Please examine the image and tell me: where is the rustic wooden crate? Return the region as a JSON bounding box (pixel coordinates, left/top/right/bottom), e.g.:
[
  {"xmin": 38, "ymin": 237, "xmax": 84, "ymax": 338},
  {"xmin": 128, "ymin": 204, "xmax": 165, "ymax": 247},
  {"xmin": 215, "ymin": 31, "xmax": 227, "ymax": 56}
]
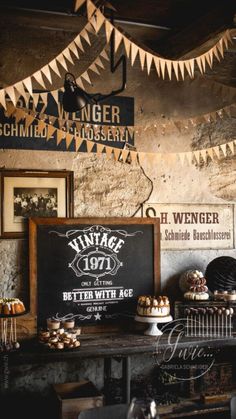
[{"xmin": 52, "ymin": 380, "xmax": 104, "ymax": 419}]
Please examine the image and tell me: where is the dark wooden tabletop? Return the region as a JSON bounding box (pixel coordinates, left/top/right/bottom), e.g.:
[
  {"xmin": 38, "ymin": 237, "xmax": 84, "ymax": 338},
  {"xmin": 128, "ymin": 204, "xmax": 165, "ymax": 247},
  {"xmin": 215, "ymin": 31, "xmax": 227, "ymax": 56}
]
[{"xmin": 4, "ymin": 332, "xmax": 236, "ymax": 365}]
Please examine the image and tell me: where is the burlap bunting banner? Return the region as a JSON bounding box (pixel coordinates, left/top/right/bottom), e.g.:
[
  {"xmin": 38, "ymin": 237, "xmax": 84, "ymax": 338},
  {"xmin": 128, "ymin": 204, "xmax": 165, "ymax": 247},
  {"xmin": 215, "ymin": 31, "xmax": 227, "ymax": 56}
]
[
  {"xmin": 3, "ymin": 103, "xmax": 236, "ymax": 169},
  {"xmin": 86, "ymin": 0, "xmax": 233, "ymax": 81},
  {"xmin": 0, "ymin": 20, "xmax": 98, "ymax": 109}
]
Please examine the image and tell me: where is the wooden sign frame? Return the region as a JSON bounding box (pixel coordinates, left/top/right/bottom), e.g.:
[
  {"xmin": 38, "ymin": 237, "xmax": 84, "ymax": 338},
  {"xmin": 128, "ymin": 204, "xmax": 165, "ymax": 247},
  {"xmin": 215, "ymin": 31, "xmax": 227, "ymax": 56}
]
[
  {"xmin": 19, "ymin": 217, "xmax": 160, "ymax": 337},
  {"xmin": 0, "ymin": 169, "xmax": 74, "ymax": 239}
]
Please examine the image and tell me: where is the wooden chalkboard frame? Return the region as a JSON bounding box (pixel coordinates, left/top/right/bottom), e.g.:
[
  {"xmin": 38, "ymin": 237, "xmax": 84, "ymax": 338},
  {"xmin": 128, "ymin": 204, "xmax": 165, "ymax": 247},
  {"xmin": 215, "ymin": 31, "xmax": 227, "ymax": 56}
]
[{"xmin": 19, "ymin": 217, "xmax": 160, "ymax": 337}]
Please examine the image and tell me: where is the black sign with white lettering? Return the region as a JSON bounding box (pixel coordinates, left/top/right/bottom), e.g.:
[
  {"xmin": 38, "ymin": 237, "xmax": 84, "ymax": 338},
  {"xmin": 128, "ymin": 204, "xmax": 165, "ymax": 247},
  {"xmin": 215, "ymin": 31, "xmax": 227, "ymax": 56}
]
[
  {"xmin": 0, "ymin": 94, "xmax": 134, "ymax": 151},
  {"xmin": 31, "ymin": 218, "xmax": 160, "ymax": 328}
]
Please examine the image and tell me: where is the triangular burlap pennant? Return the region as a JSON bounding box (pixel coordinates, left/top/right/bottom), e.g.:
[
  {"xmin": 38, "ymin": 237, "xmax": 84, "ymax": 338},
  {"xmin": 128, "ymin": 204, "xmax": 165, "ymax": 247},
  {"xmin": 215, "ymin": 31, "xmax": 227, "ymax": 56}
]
[
  {"xmin": 85, "ymin": 21, "xmax": 95, "ymax": 34},
  {"xmin": 76, "ymin": 78, "xmax": 85, "ymax": 90},
  {"xmin": 40, "ymin": 92, "xmax": 48, "ymax": 106},
  {"xmin": 220, "ymin": 143, "xmax": 227, "ymax": 157},
  {"xmin": 213, "ymin": 146, "xmax": 220, "ymax": 159},
  {"xmin": 184, "ymin": 61, "xmax": 193, "ymax": 78},
  {"xmin": 74, "ymin": 35, "xmax": 85, "ymax": 53},
  {"xmin": 131, "ymin": 43, "xmax": 139, "ymax": 66},
  {"xmin": 114, "ymin": 29, "xmax": 123, "ymax": 53},
  {"xmin": 5, "ymin": 102, "xmax": 16, "ymax": 117},
  {"xmin": 206, "ymin": 148, "xmax": 214, "ymax": 161},
  {"xmin": 68, "ymin": 42, "xmax": 79, "ymax": 59},
  {"xmin": 87, "ymin": 0, "xmax": 96, "ymax": 19},
  {"xmin": 24, "ymin": 113, "xmax": 35, "ymax": 129},
  {"xmin": 160, "ymin": 59, "xmax": 166, "ymax": 79},
  {"xmin": 105, "ymin": 145, "xmax": 114, "ymax": 158},
  {"xmin": 178, "ymin": 61, "xmax": 185, "ymax": 80},
  {"xmin": 222, "ymin": 32, "xmax": 230, "ymax": 49},
  {"xmin": 200, "ymin": 54, "xmax": 206, "ymax": 72},
  {"xmin": 172, "ymin": 61, "xmax": 179, "ymax": 81},
  {"xmin": 121, "ymin": 149, "xmax": 130, "ymax": 163},
  {"xmin": 49, "ymin": 116, "xmax": 57, "ymax": 125},
  {"xmin": 105, "ymin": 20, "xmax": 113, "ymax": 43},
  {"xmin": 81, "ymin": 28, "xmax": 91, "ymax": 45},
  {"xmin": 89, "ymin": 62, "xmax": 100, "ymax": 75},
  {"xmin": 196, "ymin": 56, "xmax": 203, "ymax": 74},
  {"xmin": 97, "ymin": 143, "xmax": 105, "ymax": 153},
  {"xmin": 50, "ymin": 90, "xmax": 59, "ymax": 105},
  {"xmin": 81, "ymin": 71, "xmax": 92, "ymax": 84},
  {"xmin": 123, "ymin": 37, "xmax": 131, "ymax": 58},
  {"xmin": 185, "ymin": 151, "xmax": 193, "ymax": 165},
  {"xmin": 74, "ymin": 0, "xmax": 86, "ymax": 12},
  {"xmin": 36, "ymin": 119, "xmax": 46, "ymax": 135},
  {"xmin": 33, "ymin": 71, "xmax": 46, "ymax": 89},
  {"xmin": 139, "ymin": 49, "xmax": 146, "ymax": 70},
  {"xmin": 63, "ymin": 48, "xmax": 74, "ymax": 65},
  {"xmin": 146, "ymin": 53, "xmax": 153, "ymax": 75},
  {"xmin": 205, "ymin": 50, "xmax": 213, "ymax": 69},
  {"xmin": 41, "ymin": 65, "xmax": 52, "ymax": 84},
  {"xmin": 113, "ymin": 147, "xmax": 121, "ymax": 161},
  {"xmin": 14, "ymin": 81, "xmax": 28, "ymax": 101},
  {"xmin": 46, "ymin": 124, "xmax": 56, "ymax": 141},
  {"xmin": 212, "ymin": 45, "xmax": 220, "ymax": 62},
  {"xmin": 193, "ymin": 150, "xmax": 200, "ymax": 165},
  {"xmin": 75, "ymin": 137, "xmax": 84, "ymax": 151},
  {"xmin": 23, "ymin": 77, "xmax": 33, "ymax": 96},
  {"xmin": 225, "ymin": 29, "xmax": 233, "ymax": 44},
  {"xmin": 86, "ymin": 140, "xmax": 95, "ymax": 153},
  {"xmin": 94, "ymin": 9, "xmax": 105, "ymax": 33},
  {"xmin": 48, "ymin": 60, "xmax": 61, "ymax": 77},
  {"xmin": 130, "ymin": 150, "xmax": 138, "ymax": 164},
  {"xmin": 200, "ymin": 149, "xmax": 208, "ymax": 163},
  {"xmin": 14, "ymin": 108, "xmax": 25, "ymax": 123},
  {"xmin": 56, "ymin": 54, "xmax": 68, "ymax": 71},
  {"xmin": 95, "ymin": 56, "xmax": 105, "ymax": 69},
  {"xmin": 166, "ymin": 60, "xmax": 173, "ymax": 80},
  {"xmin": 65, "ymin": 133, "xmax": 74, "ymax": 149},
  {"xmin": 228, "ymin": 141, "xmax": 234, "ymax": 155},
  {"xmin": 217, "ymin": 39, "xmax": 224, "ymax": 58},
  {"xmin": 56, "ymin": 129, "xmax": 65, "ymax": 145},
  {"xmin": 100, "ymin": 49, "xmax": 109, "ymax": 61},
  {"xmin": 154, "ymin": 57, "xmax": 161, "ymax": 77},
  {"xmin": 5, "ymin": 86, "xmax": 17, "ymax": 106}
]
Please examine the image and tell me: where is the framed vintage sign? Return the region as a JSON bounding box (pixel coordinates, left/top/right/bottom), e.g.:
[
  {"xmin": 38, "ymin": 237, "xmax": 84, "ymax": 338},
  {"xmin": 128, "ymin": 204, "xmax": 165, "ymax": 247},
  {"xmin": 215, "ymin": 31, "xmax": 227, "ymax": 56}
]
[
  {"xmin": 23, "ymin": 217, "xmax": 160, "ymax": 335},
  {"xmin": 0, "ymin": 169, "xmax": 74, "ymax": 238}
]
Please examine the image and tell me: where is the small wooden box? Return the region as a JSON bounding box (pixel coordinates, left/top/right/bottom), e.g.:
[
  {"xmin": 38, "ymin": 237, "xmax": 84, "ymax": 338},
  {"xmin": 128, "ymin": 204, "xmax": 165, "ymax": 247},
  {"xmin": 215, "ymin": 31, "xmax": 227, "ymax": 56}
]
[{"xmin": 52, "ymin": 380, "xmax": 104, "ymax": 419}]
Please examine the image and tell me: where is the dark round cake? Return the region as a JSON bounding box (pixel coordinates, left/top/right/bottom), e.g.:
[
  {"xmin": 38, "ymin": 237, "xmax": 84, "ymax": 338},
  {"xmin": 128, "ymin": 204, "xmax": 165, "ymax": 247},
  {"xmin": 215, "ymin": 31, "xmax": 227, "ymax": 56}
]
[{"xmin": 205, "ymin": 256, "xmax": 236, "ymax": 292}]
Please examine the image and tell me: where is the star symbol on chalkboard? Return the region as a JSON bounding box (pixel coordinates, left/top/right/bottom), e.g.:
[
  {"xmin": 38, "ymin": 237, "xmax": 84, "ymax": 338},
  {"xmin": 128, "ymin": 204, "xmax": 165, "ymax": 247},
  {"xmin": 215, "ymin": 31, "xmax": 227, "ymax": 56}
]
[{"xmin": 94, "ymin": 313, "xmax": 102, "ymax": 321}]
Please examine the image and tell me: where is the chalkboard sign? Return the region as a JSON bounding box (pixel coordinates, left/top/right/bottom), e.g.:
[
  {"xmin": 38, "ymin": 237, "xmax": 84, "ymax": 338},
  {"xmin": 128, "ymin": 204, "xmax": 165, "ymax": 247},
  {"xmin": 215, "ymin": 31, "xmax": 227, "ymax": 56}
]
[{"xmin": 26, "ymin": 217, "xmax": 160, "ymax": 334}]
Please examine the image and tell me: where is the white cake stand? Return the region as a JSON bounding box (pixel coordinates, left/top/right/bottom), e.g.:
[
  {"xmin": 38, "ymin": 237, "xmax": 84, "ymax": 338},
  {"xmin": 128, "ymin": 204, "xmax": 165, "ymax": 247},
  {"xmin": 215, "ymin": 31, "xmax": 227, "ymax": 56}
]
[{"xmin": 135, "ymin": 315, "xmax": 173, "ymax": 336}]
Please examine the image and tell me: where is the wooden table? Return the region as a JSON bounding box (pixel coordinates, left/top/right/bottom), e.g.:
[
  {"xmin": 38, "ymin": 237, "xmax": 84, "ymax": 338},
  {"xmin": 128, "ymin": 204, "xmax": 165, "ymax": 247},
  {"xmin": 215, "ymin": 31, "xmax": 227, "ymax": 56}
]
[{"xmin": 3, "ymin": 332, "xmax": 236, "ymax": 405}]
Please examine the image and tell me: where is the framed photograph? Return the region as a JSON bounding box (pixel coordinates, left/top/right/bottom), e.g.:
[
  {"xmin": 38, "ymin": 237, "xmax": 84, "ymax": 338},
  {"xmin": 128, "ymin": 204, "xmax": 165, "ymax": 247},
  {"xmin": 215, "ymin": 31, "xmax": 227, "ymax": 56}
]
[{"xmin": 0, "ymin": 169, "xmax": 74, "ymax": 238}]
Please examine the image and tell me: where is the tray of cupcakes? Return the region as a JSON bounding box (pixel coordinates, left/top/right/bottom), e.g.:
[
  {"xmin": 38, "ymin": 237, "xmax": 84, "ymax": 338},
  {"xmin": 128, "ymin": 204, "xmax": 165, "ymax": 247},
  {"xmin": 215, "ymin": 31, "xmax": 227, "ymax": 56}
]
[{"xmin": 38, "ymin": 317, "xmax": 81, "ymax": 351}]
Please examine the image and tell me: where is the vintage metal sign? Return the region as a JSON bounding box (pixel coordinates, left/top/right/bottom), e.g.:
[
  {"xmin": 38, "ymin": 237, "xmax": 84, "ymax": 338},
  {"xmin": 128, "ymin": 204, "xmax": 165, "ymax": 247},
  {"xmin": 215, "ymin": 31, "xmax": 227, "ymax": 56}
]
[
  {"xmin": 0, "ymin": 94, "xmax": 134, "ymax": 151},
  {"xmin": 143, "ymin": 203, "xmax": 234, "ymax": 250}
]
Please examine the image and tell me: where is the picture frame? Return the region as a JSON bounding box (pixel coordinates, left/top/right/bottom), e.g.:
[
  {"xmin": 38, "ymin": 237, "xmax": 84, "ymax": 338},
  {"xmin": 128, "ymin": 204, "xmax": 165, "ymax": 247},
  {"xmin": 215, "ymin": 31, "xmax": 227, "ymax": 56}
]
[
  {"xmin": 0, "ymin": 169, "xmax": 74, "ymax": 239},
  {"xmin": 22, "ymin": 217, "xmax": 160, "ymax": 337}
]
